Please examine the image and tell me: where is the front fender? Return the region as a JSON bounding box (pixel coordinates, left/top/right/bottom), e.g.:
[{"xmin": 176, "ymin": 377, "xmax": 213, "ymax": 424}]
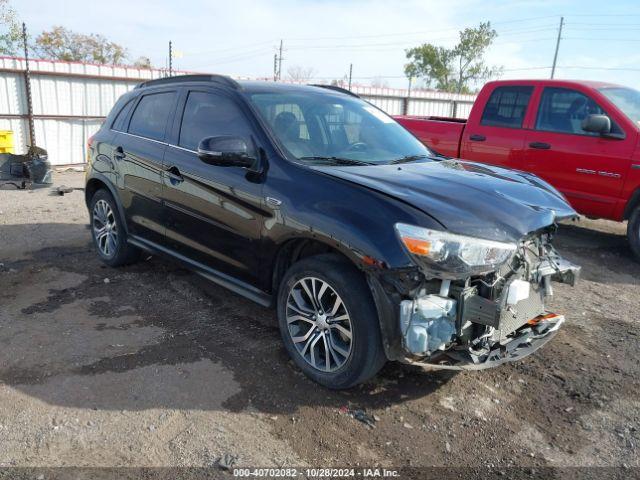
[{"xmin": 261, "ymin": 159, "xmax": 440, "ymax": 272}]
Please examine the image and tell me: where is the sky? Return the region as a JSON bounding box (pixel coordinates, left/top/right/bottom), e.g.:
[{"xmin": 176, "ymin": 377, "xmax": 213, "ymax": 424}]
[{"xmin": 14, "ymin": 0, "xmax": 640, "ymax": 90}]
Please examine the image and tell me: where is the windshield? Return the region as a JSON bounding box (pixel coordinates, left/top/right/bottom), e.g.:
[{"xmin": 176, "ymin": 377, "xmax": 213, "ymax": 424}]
[
  {"xmin": 599, "ymin": 87, "xmax": 640, "ymax": 128},
  {"xmin": 248, "ymin": 91, "xmax": 433, "ymax": 165}
]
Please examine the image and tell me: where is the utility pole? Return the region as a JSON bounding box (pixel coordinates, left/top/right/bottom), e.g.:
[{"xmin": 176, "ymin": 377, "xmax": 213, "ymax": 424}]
[
  {"xmin": 551, "ymin": 16, "xmax": 564, "ymax": 79},
  {"xmin": 277, "ymin": 40, "xmax": 283, "ymax": 80},
  {"xmin": 273, "ymin": 53, "xmax": 278, "ymax": 81},
  {"xmin": 348, "ymin": 63, "xmax": 353, "ymax": 90},
  {"xmin": 169, "ymin": 41, "xmax": 173, "ymax": 76},
  {"xmin": 22, "ymin": 23, "xmax": 35, "ymax": 148},
  {"xmin": 404, "ymin": 77, "xmax": 413, "ymax": 116}
]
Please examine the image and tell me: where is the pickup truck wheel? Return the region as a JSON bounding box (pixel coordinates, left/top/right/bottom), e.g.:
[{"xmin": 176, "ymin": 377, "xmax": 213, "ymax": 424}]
[
  {"xmin": 277, "ymin": 254, "xmax": 386, "ymax": 389},
  {"xmin": 89, "ymin": 189, "xmax": 140, "ymax": 267},
  {"xmin": 627, "ymin": 206, "xmax": 640, "ymax": 261}
]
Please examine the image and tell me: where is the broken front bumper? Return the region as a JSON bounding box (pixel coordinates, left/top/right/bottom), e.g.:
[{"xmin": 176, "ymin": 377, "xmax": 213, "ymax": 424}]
[{"xmin": 404, "ymin": 313, "xmax": 564, "ymax": 371}]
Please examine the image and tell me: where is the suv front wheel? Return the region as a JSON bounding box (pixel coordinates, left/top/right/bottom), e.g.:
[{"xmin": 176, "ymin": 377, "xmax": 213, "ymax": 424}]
[
  {"xmin": 277, "ymin": 254, "xmax": 386, "ymax": 389},
  {"xmin": 90, "ymin": 189, "xmax": 140, "ymax": 267}
]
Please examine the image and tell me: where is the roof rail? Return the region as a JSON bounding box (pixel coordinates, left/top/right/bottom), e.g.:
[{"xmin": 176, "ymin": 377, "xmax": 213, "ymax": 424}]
[
  {"xmin": 136, "ymin": 74, "xmax": 241, "ymax": 90},
  {"xmin": 309, "ymin": 84, "xmax": 360, "ymax": 98}
]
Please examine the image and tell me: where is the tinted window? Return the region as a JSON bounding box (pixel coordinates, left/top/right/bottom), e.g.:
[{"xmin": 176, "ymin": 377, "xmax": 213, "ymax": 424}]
[
  {"xmin": 179, "ymin": 91, "xmax": 254, "ymax": 150},
  {"xmin": 535, "ymin": 88, "xmax": 607, "ymax": 135},
  {"xmin": 111, "ymin": 98, "xmax": 135, "ymax": 131},
  {"xmin": 480, "ymin": 86, "xmax": 533, "ymax": 128},
  {"xmin": 128, "ymin": 92, "xmax": 175, "ymax": 141},
  {"xmin": 250, "ymin": 92, "xmax": 432, "ymax": 163}
]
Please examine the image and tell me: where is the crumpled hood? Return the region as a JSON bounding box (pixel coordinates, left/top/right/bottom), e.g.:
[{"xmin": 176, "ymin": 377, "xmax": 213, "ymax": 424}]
[{"xmin": 314, "ymin": 159, "xmax": 577, "ymax": 243}]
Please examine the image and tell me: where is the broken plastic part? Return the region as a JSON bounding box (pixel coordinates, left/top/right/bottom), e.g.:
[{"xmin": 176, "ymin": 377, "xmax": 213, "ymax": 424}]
[
  {"xmin": 400, "ymin": 294, "xmax": 456, "ymax": 356},
  {"xmin": 506, "ymin": 279, "xmax": 530, "ymax": 305}
]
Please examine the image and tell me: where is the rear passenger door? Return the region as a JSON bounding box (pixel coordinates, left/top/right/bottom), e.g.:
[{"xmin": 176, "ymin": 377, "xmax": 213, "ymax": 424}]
[
  {"xmin": 114, "ymin": 89, "xmax": 177, "ymax": 245},
  {"xmin": 461, "ymin": 85, "xmax": 533, "ymax": 169},
  {"xmin": 161, "ymin": 89, "xmax": 265, "ymax": 286}
]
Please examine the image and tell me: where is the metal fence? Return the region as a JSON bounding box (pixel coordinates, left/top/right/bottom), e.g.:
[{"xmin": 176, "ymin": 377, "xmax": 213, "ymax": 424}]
[{"xmin": 0, "ymin": 56, "xmax": 477, "ymax": 165}]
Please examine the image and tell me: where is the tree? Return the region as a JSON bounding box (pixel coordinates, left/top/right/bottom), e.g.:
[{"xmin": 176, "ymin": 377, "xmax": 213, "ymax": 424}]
[
  {"xmin": 0, "ymin": 0, "xmax": 21, "ymax": 56},
  {"xmin": 133, "ymin": 56, "xmax": 152, "ymax": 69},
  {"xmin": 34, "ymin": 26, "xmax": 128, "ymax": 65},
  {"xmin": 287, "ymin": 65, "xmax": 315, "ymax": 82},
  {"xmin": 404, "ymin": 22, "xmax": 502, "ymax": 94},
  {"xmin": 370, "ymin": 77, "xmax": 389, "ymax": 88}
]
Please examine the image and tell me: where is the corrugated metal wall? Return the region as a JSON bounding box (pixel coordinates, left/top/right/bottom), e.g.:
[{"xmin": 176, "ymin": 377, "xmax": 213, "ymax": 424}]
[
  {"xmin": 0, "ymin": 56, "xmax": 477, "ymax": 165},
  {"xmin": 0, "ymin": 57, "xmax": 162, "ymax": 165}
]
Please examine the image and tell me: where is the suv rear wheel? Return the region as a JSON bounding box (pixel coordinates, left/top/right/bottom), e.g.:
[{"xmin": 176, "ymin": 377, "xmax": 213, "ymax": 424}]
[
  {"xmin": 277, "ymin": 254, "xmax": 386, "ymax": 389},
  {"xmin": 628, "ymin": 206, "xmax": 640, "ymax": 261},
  {"xmin": 90, "ymin": 189, "xmax": 140, "ymax": 267}
]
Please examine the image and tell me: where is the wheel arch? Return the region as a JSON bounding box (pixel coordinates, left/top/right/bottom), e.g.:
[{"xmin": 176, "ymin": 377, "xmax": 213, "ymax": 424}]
[
  {"xmin": 623, "ymin": 187, "xmax": 640, "ymax": 220},
  {"xmin": 85, "ymin": 174, "xmax": 129, "ymax": 235},
  {"xmin": 270, "ymin": 237, "xmax": 355, "ymax": 295},
  {"xmin": 270, "ymin": 236, "xmax": 402, "ymax": 362}
]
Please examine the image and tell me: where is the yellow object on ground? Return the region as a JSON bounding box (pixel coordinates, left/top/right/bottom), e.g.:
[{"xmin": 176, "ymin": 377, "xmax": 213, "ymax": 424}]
[{"xmin": 0, "ymin": 130, "xmax": 14, "ymax": 153}]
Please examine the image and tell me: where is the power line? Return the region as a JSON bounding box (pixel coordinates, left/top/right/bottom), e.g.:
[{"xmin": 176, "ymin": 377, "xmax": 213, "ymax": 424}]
[
  {"xmin": 182, "ymin": 41, "xmax": 277, "ymax": 57},
  {"xmin": 283, "ymin": 15, "xmax": 561, "ymax": 42},
  {"xmin": 563, "ymin": 37, "xmax": 640, "ymax": 42}
]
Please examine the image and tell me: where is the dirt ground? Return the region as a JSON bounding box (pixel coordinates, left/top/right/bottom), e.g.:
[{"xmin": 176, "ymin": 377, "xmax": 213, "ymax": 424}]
[{"xmin": 0, "ymin": 171, "xmax": 638, "ymax": 476}]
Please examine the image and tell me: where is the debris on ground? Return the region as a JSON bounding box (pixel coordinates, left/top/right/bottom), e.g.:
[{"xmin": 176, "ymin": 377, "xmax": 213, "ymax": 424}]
[
  {"xmin": 339, "ymin": 406, "xmax": 377, "ymax": 428},
  {"xmin": 218, "ymin": 453, "xmax": 238, "ymax": 470},
  {"xmin": 54, "ymin": 185, "xmax": 75, "ymax": 195}
]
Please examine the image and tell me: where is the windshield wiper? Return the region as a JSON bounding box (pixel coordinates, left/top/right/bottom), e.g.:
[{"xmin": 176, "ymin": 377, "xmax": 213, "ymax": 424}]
[
  {"xmin": 298, "ymin": 156, "xmax": 374, "ymax": 166},
  {"xmin": 389, "ymin": 154, "xmax": 430, "ymax": 164}
]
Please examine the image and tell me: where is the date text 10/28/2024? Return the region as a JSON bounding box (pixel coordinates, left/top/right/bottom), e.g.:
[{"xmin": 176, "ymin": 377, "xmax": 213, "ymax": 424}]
[{"xmin": 233, "ymin": 468, "xmax": 400, "ymax": 478}]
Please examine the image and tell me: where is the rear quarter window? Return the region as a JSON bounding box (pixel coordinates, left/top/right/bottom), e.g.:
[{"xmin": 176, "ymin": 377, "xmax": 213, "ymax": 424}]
[
  {"xmin": 480, "ymin": 86, "xmax": 533, "ymax": 128},
  {"xmin": 128, "ymin": 91, "xmax": 176, "ymax": 141},
  {"xmin": 111, "ymin": 98, "xmax": 135, "ymax": 132}
]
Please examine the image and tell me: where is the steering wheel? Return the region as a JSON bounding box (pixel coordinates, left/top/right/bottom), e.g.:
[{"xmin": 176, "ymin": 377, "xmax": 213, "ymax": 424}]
[{"xmin": 345, "ymin": 142, "xmax": 368, "ymax": 152}]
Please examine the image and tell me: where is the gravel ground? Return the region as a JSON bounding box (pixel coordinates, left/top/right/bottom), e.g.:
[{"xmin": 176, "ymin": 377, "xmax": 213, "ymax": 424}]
[{"xmin": 0, "ymin": 172, "xmax": 638, "ymax": 477}]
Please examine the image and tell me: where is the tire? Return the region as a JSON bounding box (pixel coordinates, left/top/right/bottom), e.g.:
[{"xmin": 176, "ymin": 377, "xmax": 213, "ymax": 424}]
[
  {"xmin": 627, "ymin": 206, "xmax": 640, "ymax": 261},
  {"xmin": 277, "ymin": 254, "xmax": 386, "ymax": 389},
  {"xmin": 89, "ymin": 189, "xmax": 140, "ymax": 267}
]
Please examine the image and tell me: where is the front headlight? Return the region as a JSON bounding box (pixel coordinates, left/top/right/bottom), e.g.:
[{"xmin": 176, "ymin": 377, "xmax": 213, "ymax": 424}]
[{"xmin": 395, "ymin": 223, "xmax": 516, "ymax": 278}]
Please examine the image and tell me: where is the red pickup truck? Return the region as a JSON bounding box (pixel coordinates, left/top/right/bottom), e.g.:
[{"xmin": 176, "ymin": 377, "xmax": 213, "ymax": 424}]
[{"xmin": 395, "ymin": 79, "xmax": 640, "ymax": 259}]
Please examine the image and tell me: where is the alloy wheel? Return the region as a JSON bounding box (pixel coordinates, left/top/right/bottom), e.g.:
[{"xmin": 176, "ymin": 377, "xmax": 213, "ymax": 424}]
[
  {"xmin": 92, "ymin": 199, "xmax": 118, "ymax": 257},
  {"xmin": 286, "ymin": 276, "xmax": 353, "ymax": 372}
]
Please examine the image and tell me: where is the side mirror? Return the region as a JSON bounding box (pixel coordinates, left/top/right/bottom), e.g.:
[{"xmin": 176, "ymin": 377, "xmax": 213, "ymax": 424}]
[
  {"xmin": 581, "ymin": 114, "xmax": 611, "ymax": 135},
  {"xmin": 197, "ymin": 136, "xmax": 256, "ymax": 168}
]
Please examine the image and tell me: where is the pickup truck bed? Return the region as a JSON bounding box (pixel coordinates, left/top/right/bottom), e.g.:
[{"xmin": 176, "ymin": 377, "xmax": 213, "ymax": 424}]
[{"xmin": 394, "ymin": 116, "xmax": 466, "ymax": 158}]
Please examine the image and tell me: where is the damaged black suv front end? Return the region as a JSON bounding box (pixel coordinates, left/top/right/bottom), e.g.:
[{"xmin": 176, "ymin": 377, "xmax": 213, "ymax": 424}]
[{"xmin": 394, "ymin": 223, "xmax": 580, "ymax": 370}]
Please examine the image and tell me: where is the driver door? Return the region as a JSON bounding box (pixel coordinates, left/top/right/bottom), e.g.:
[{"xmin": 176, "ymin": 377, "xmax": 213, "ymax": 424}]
[
  {"xmin": 161, "ymin": 89, "xmax": 265, "ymax": 285},
  {"xmin": 524, "ymin": 86, "xmax": 633, "ymax": 218}
]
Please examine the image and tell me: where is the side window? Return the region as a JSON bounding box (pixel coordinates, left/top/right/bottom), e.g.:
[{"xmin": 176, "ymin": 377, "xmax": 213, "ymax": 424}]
[
  {"xmin": 179, "ymin": 91, "xmax": 254, "ymax": 150},
  {"xmin": 128, "ymin": 91, "xmax": 176, "ymax": 141},
  {"xmin": 111, "ymin": 98, "xmax": 135, "ymax": 132},
  {"xmin": 535, "ymin": 87, "xmax": 607, "ymax": 136},
  {"xmin": 480, "ymin": 86, "xmax": 533, "ymax": 128}
]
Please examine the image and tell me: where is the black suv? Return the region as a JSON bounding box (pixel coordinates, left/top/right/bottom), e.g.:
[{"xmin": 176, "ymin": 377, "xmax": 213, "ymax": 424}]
[{"xmin": 85, "ymin": 74, "xmax": 580, "ymax": 389}]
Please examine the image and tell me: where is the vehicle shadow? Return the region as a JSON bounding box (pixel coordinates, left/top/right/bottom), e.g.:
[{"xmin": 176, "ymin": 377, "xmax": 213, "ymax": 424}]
[
  {"xmin": 0, "ymin": 222, "xmax": 455, "ymax": 416},
  {"xmin": 554, "ymin": 220, "xmax": 638, "ymax": 281}
]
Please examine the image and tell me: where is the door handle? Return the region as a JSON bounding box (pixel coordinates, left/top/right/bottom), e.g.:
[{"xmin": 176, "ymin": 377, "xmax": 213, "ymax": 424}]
[
  {"xmin": 529, "ymin": 142, "xmax": 551, "ymax": 150},
  {"xmin": 113, "ymin": 146, "xmax": 125, "ymax": 160},
  {"xmin": 165, "ymin": 165, "xmax": 184, "ymax": 183},
  {"xmin": 469, "ymin": 134, "xmax": 486, "ymax": 142}
]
